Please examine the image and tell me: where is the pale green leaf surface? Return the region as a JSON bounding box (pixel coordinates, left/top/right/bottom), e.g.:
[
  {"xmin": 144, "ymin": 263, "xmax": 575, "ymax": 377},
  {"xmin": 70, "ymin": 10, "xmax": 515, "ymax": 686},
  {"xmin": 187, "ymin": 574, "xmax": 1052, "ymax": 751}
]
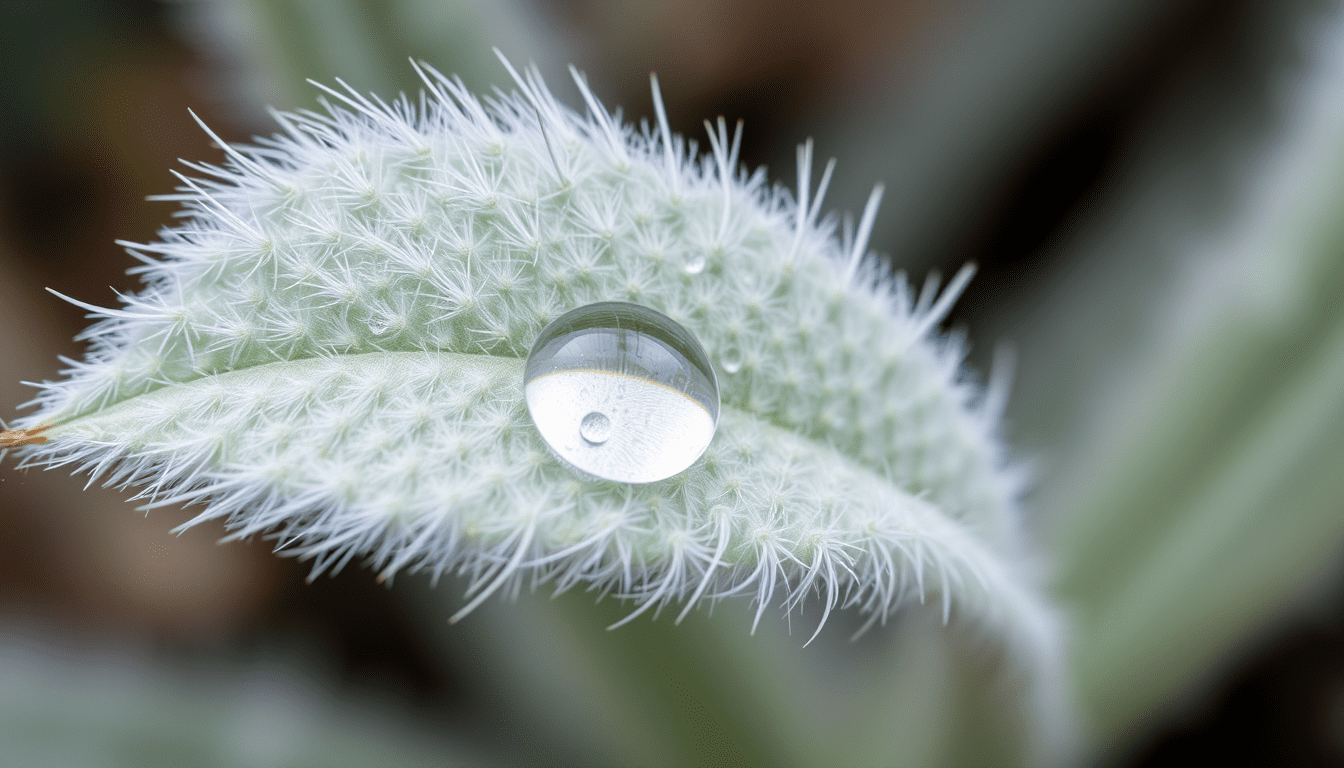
[{"xmin": 4, "ymin": 61, "xmax": 1070, "ymax": 763}]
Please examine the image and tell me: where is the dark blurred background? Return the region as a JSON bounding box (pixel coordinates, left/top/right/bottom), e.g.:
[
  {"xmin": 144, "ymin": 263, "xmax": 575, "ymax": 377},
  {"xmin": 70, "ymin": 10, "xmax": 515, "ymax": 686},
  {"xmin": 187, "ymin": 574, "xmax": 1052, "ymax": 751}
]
[{"xmin": 2, "ymin": 0, "xmax": 1342, "ymax": 765}]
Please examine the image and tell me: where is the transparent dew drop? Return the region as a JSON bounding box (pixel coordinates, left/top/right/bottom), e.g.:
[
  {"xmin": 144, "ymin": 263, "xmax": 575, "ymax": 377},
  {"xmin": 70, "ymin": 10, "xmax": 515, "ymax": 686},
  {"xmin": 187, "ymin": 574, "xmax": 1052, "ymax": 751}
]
[
  {"xmin": 683, "ymin": 254, "xmax": 706, "ymax": 275},
  {"xmin": 720, "ymin": 343, "xmax": 744, "ymax": 374},
  {"xmin": 524, "ymin": 302, "xmax": 720, "ymax": 484}
]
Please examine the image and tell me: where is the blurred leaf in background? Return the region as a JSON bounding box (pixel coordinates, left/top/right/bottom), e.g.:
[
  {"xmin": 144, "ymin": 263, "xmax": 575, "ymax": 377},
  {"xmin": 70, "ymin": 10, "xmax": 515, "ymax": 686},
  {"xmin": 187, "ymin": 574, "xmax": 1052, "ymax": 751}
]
[
  {"xmin": 167, "ymin": 0, "xmax": 570, "ymax": 122},
  {"xmin": 0, "ymin": 628, "xmax": 497, "ymax": 768},
  {"xmin": 1015, "ymin": 1, "xmax": 1344, "ymax": 756}
]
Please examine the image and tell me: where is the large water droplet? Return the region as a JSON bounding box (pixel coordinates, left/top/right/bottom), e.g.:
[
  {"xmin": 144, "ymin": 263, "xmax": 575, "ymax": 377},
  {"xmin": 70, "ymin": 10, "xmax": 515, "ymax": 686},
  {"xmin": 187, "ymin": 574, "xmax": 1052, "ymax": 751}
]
[
  {"xmin": 683, "ymin": 254, "xmax": 706, "ymax": 275},
  {"xmin": 524, "ymin": 302, "xmax": 720, "ymax": 484}
]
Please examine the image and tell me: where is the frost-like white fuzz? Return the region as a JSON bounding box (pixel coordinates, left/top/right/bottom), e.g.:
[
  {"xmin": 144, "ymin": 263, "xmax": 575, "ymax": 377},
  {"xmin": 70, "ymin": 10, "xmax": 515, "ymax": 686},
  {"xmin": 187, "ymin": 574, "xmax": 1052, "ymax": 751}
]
[{"xmin": 4, "ymin": 56, "xmax": 1062, "ymax": 708}]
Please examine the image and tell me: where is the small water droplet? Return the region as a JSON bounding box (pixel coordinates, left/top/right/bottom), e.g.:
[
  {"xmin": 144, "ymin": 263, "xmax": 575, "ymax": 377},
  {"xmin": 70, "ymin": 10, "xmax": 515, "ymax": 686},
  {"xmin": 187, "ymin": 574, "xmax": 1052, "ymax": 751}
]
[
  {"xmin": 580, "ymin": 411, "xmax": 611, "ymax": 444},
  {"xmin": 720, "ymin": 344, "xmax": 743, "ymax": 374},
  {"xmin": 524, "ymin": 302, "xmax": 719, "ymax": 483},
  {"xmin": 683, "ymin": 254, "xmax": 706, "ymax": 275}
]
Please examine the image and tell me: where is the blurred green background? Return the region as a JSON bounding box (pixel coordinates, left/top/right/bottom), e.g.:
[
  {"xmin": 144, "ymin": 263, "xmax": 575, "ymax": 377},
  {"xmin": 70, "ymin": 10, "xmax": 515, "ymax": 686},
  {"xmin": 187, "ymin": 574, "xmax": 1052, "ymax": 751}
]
[{"xmin": 2, "ymin": 0, "xmax": 1343, "ymax": 765}]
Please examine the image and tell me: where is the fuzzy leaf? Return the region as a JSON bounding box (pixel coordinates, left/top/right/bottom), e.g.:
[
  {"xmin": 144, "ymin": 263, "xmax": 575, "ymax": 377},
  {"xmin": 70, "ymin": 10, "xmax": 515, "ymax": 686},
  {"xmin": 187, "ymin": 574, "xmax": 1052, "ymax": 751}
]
[{"xmin": 2, "ymin": 58, "xmax": 1069, "ymax": 759}]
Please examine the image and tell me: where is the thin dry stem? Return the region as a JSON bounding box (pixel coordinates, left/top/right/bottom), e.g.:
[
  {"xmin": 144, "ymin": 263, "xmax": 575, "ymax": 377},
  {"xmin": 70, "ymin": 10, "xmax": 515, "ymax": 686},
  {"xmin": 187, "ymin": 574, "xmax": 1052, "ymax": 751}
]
[{"xmin": 0, "ymin": 423, "xmax": 51, "ymax": 448}]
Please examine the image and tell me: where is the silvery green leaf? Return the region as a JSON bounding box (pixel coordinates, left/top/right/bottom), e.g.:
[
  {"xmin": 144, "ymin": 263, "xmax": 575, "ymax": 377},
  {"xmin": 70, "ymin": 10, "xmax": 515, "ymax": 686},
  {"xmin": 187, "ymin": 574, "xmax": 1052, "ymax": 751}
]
[{"xmin": 2, "ymin": 58, "xmax": 1071, "ymax": 761}]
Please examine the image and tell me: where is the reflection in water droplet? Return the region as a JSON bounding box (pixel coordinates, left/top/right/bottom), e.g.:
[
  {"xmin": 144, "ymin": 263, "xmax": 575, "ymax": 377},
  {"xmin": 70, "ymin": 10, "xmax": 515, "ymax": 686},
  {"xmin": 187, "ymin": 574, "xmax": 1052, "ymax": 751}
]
[
  {"xmin": 720, "ymin": 344, "xmax": 743, "ymax": 374},
  {"xmin": 683, "ymin": 254, "xmax": 706, "ymax": 275},
  {"xmin": 524, "ymin": 302, "xmax": 720, "ymax": 483}
]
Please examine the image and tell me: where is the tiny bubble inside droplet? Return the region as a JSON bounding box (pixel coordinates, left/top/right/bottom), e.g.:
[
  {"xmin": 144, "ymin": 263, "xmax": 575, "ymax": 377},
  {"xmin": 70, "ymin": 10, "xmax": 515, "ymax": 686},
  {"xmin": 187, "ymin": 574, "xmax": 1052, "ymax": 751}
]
[{"xmin": 580, "ymin": 411, "xmax": 611, "ymax": 444}]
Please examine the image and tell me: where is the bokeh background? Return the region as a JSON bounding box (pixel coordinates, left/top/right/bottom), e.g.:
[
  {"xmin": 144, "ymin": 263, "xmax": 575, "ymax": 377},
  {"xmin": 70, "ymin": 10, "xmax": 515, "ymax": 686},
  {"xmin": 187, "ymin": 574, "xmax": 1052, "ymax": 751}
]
[{"xmin": 2, "ymin": 0, "xmax": 1344, "ymax": 765}]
